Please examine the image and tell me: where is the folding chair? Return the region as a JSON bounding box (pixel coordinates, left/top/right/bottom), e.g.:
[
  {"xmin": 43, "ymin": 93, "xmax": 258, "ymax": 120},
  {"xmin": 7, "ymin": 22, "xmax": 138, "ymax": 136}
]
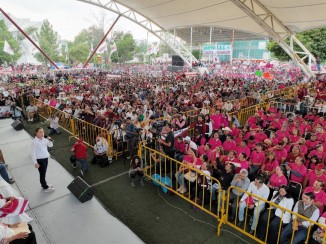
[{"xmin": 288, "ymin": 181, "xmax": 302, "ymax": 202}]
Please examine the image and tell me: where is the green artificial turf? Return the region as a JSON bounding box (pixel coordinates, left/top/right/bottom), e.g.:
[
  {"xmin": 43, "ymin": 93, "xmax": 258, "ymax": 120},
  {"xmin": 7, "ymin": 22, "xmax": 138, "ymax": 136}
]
[{"xmin": 23, "ymin": 120, "xmax": 256, "ymax": 244}]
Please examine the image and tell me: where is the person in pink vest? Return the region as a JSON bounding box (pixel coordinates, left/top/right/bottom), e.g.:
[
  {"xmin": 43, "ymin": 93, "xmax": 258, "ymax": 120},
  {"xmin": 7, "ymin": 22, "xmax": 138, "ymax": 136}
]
[{"xmin": 286, "ymin": 156, "xmax": 307, "ymax": 184}]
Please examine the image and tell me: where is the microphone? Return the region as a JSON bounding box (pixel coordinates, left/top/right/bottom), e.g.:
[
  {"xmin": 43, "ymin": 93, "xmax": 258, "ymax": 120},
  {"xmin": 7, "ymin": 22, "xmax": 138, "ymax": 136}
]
[{"xmin": 44, "ymin": 135, "xmax": 53, "ymax": 142}]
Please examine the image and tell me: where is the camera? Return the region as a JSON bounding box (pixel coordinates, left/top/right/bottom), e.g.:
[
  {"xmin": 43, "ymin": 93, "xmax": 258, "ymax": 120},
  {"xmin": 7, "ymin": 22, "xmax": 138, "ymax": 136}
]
[{"xmin": 114, "ymin": 119, "xmax": 122, "ymax": 127}]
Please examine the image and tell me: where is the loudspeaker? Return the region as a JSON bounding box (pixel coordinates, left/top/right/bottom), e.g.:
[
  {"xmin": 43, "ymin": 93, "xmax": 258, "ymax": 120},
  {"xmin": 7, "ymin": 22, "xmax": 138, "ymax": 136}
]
[
  {"xmin": 172, "ymin": 55, "xmax": 184, "ymax": 67},
  {"xmin": 11, "ymin": 120, "xmax": 24, "ymax": 131},
  {"xmin": 67, "ymin": 176, "xmax": 94, "ymax": 203}
]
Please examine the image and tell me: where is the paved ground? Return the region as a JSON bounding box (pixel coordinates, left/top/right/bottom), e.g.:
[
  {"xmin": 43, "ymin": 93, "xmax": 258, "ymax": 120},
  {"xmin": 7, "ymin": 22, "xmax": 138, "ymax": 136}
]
[{"xmin": 23, "ymin": 119, "xmax": 256, "ymax": 244}]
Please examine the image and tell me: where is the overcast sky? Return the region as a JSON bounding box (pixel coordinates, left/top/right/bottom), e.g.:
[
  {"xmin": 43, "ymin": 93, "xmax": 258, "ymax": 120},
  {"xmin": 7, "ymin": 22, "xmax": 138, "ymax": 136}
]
[{"xmin": 1, "ymin": 0, "xmax": 157, "ymax": 42}]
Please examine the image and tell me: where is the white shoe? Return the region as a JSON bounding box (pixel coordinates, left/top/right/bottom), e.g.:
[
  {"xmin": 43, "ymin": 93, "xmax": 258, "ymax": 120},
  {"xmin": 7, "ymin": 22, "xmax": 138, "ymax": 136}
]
[{"xmin": 43, "ymin": 187, "xmax": 55, "ymax": 192}]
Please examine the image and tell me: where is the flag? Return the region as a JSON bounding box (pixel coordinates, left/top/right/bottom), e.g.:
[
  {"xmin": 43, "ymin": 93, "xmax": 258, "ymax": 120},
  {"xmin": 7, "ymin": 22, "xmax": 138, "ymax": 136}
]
[
  {"xmin": 65, "ymin": 43, "xmax": 69, "ymax": 62},
  {"xmin": 146, "ymin": 42, "xmax": 159, "ymax": 55},
  {"xmin": 110, "ymin": 42, "xmax": 117, "ymax": 54},
  {"xmin": 3, "ymin": 40, "xmax": 14, "ymax": 55},
  {"xmin": 96, "ymin": 41, "xmax": 107, "ymax": 54}
]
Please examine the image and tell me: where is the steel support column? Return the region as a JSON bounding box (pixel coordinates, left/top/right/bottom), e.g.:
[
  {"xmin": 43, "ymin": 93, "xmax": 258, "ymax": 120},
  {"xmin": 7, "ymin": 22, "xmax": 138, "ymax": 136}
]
[
  {"xmin": 0, "ymin": 8, "xmax": 59, "ymax": 69},
  {"xmin": 83, "ymin": 15, "xmax": 120, "ymax": 68},
  {"xmin": 77, "ymin": 0, "xmax": 197, "ymax": 66},
  {"xmin": 230, "ymin": 0, "xmax": 315, "ymax": 77}
]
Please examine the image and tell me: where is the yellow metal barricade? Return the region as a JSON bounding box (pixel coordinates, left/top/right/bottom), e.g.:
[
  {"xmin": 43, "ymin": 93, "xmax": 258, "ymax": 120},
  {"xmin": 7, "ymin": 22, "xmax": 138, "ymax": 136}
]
[
  {"xmin": 223, "ymin": 186, "xmax": 326, "ymax": 244},
  {"xmin": 140, "ymin": 144, "xmax": 224, "ymax": 221}
]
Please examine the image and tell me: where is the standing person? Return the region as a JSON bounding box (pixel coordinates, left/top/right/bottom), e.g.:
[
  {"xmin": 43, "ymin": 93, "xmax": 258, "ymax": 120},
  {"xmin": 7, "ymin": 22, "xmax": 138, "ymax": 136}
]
[
  {"xmin": 158, "ymin": 123, "xmax": 175, "ymax": 173},
  {"xmin": 70, "ymin": 138, "xmax": 89, "ymax": 177},
  {"xmin": 124, "ymin": 117, "xmax": 138, "ymax": 159},
  {"xmin": 31, "ymin": 128, "xmax": 55, "ymax": 192}
]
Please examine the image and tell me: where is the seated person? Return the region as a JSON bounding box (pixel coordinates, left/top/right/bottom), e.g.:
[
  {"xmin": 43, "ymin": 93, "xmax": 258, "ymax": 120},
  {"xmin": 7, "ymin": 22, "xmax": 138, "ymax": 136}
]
[
  {"xmin": 310, "ymin": 212, "xmax": 326, "ymax": 244},
  {"xmin": 174, "ymin": 136, "xmax": 186, "ymax": 162},
  {"xmin": 267, "ymin": 165, "xmax": 288, "ymax": 197},
  {"xmin": 285, "ymin": 156, "xmax": 307, "ymax": 184},
  {"xmin": 280, "ymin": 192, "xmax": 319, "ymax": 244},
  {"xmin": 175, "ymin": 148, "xmax": 200, "ymax": 194},
  {"xmin": 303, "ymin": 163, "xmax": 326, "ymax": 189},
  {"xmin": 0, "ymin": 222, "xmax": 37, "ymax": 244},
  {"xmin": 228, "ymin": 169, "xmax": 250, "ymax": 222},
  {"xmin": 303, "ymin": 179, "xmax": 326, "ymax": 215},
  {"xmin": 237, "ymin": 175, "xmax": 270, "ymax": 235},
  {"xmin": 25, "ymin": 103, "xmax": 37, "ymax": 122},
  {"xmin": 129, "ymin": 156, "xmax": 144, "ymax": 187},
  {"xmin": 256, "ymin": 185, "xmax": 294, "ymax": 243},
  {"xmin": 91, "ymin": 136, "xmax": 108, "ymax": 167},
  {"xmin": 260, "ymin": 152, "xmax": 279, "ymax": 179}
]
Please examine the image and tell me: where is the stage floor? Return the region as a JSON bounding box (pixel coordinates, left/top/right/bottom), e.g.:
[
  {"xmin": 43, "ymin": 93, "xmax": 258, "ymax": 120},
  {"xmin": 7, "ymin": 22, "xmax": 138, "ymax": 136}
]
[{"xmin": 0, "ymin": 118, "xmax": 143, "ymax": 244}]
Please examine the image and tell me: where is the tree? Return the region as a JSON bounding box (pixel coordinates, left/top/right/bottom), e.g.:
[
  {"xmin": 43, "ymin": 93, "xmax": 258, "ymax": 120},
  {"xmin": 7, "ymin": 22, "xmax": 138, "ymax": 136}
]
[
  {"xmin": 267, "ymin": 27, "xmax": 326, "ymax": 62},
  {"xmin": 134, "ymin": 40, "xmax": 147, "ymax": 62},
  {"xmin": 0, "ymin": 20, "xmax": 21, "ymax": 64},
  {"xmin": 192, "ymin": 49, "xmax": 202, "ymax": 60},
  {"xmin": 111, "ymin": 32, "xmax": 136, "ymax": 63},
  {"xmin": 35, "ymin": 19, "xmax": 60, "ymax": 64}
]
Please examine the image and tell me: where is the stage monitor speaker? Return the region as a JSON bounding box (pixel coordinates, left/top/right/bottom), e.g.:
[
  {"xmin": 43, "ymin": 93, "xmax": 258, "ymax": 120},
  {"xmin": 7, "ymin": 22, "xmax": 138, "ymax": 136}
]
[
  {"xmin": 172, "ymin": 55, "xmax": 184, "ymax": 67},
  {"xmin": 67, "ymin": 176, "xmax": 94, "ymax": 203},
  {"xmin": 11, "ymin": 120, "xmax": 24, "ymax": 131}
]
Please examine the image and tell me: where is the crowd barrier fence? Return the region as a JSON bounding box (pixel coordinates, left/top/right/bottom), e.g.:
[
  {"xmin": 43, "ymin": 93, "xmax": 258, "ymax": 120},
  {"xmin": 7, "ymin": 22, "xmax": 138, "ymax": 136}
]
[
  {"xmin": 222, "ymin": 186, "xmax": 326, "ymax": 243},
  {"xmin": 139, "ymin": 144, "xmax": 224, "ymax": 222}
]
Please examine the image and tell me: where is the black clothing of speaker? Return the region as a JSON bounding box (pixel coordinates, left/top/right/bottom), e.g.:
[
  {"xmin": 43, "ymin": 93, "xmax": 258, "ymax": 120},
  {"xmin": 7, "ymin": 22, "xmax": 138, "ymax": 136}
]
[
  {"xmin": 11, "ymin": 120, "xmax": 24, "ymax": 131},
  {"xmin": 172, "ymin": 55, "xmax": 184, "ymax": 66},
  {"xmin": 67, "ymin": 177, "xmax": 94, "ymax": 203}
]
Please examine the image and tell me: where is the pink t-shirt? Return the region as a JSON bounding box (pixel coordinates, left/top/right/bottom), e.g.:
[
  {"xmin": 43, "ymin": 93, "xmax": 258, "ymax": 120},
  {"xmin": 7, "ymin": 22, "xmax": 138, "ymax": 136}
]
[
  {"xmin": 207, "ymin": 138, "xmax": 222, "ymax": 150},
  {"xmin": 263, "ymin": 160, "xmax": 279, "ymax": 172},
  {"xmin": 305, "ymin": 171, "xmax": 326, "ymax": 187},
  {"xmin": 269, "ymin": 174, "xmax": 288, "ymax": 188},
  {"xmin": 273, "ymin": 148, "xmax": 288, "ymax": 163},
  {"xmin": 288, "ymin": 163, "xmax": 307, "ymax": 183},
  {"xmin": 236, "ymin": 146, "xmax": 251, "ymax": 158},
  {"xmin": 250, "ymin": 151, "xmax": 266, "ymax": 166},
  {"xmin": 276, "ymin": 130, "xmax": 289, "ymax": 141},
  {"xmin": 303, "ymin": 186, "xmax": 326, "ymax": 215},
  {"xmin": 222, "ymin": 140, "xmax": 237, "ymax": 152},
  {"xmin": 210, "ymin": 114, "xmax": 222, "ymax": 130}
]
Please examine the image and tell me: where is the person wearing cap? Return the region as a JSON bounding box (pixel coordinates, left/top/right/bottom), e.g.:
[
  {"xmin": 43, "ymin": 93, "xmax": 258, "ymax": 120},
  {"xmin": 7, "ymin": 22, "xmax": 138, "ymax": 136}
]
[
  {"xmin": 220, "ymin": 127, "xmax": 232, "ymax": 143},
  {"xmin": 303, "ymin": 163, "xmax": 326, "ymax": 189},
  {"xmin": 303, "ymin": 179, "xmax": 326, "ymax": 215}
]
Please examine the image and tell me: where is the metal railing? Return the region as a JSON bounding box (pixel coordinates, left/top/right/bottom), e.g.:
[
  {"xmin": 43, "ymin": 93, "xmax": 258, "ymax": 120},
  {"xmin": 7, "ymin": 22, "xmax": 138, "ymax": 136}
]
[
  {"xmin": 139, "ymin": 144, "xmax": 224, "ymax": 221},
  {"xmin": 221, "ymin": 186, "xmax": 326, "ymax": 243}
]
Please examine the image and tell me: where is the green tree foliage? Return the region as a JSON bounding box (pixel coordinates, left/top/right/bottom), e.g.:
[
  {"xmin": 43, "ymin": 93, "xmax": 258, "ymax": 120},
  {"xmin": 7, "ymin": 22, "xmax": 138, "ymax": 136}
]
[
  {"xmin": 192, "ymin": 49, "xmax": 202, "ymax": 60},
  {"xmin": 110, "ymin": 32, "xmax": 136, "ymax": 63},
  {"xmin": 35, "ymin": 19, "xmax": 60, "ymax": 64},
  {"xmin": 267, "ymin": 28, "xmax": 326, "ymax": 62},
  {"xmin": 0, "ymin": 20, "xmax": 21, "ymax": 64}
]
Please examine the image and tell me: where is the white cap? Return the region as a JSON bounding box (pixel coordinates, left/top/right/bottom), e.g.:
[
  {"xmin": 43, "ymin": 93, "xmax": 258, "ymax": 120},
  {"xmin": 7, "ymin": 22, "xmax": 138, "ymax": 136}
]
[
  {"xmin": 183, "ymin": 136, "xmax": 191, "ymax": 141},
  {"xmin": 222, "ymin": 127, "xmax": 232, "ymax": 132}
]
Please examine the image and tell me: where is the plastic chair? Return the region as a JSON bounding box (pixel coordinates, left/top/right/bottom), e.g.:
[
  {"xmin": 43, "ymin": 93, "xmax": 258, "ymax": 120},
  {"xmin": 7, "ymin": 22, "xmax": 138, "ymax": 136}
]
[{"xmin": 288, "ymin": 181, "xmax": 302, "ymax": 202}]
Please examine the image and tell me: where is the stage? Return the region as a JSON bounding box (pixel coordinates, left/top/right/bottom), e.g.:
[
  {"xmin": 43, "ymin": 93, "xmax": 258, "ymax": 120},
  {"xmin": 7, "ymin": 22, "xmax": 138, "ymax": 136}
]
[{"xmin": 0, "ymin": 118, "xmax": 143, "ymax": 244}]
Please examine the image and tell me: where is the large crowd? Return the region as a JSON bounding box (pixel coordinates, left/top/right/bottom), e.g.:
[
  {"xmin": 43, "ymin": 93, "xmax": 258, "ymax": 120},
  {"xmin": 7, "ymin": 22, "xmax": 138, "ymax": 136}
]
[{"xmin": 0, "ymin": 60, "xmax": 326, "ymax": 243}]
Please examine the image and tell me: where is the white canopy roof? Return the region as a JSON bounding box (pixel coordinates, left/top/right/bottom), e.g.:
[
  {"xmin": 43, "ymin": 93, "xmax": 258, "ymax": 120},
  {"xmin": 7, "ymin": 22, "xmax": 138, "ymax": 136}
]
[{"xmin": 117, "ymin": 0, "xmax": 326, "ymax": 36}]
